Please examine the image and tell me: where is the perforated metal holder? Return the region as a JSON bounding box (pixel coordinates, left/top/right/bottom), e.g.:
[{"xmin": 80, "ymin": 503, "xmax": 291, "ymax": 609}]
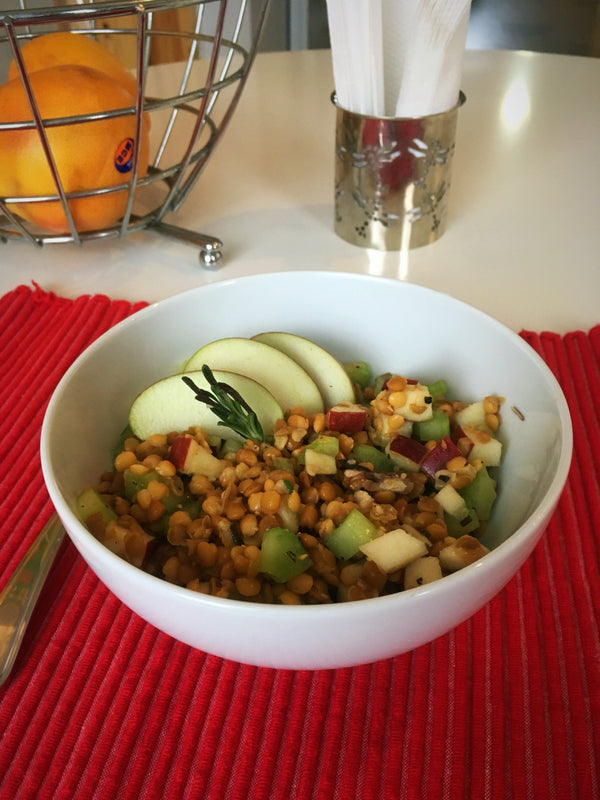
[{"xmin": 0, "ymin": 0, "xmax": 269, "ymax": 266}]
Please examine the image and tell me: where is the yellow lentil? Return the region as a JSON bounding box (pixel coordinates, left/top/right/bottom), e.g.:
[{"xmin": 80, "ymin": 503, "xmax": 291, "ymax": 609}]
[{"xmin": 114, "ymin": 450, "xmax": 137, "ymax": 472}]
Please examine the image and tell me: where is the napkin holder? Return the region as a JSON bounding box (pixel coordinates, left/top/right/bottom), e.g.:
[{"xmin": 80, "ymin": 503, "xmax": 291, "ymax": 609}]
[{"xmin": 333, "ymin": 91, "xmax": 465, "ymax": 250}]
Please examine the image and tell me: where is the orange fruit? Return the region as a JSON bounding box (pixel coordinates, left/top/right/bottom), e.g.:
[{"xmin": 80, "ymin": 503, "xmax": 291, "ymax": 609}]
[
  {"xmin": 8, "ymin": 31, "xmax": 137, "ymax": 95},
  {"xmin": 0, "ymin": 64, "xmax": 150, "ymax": 234}
]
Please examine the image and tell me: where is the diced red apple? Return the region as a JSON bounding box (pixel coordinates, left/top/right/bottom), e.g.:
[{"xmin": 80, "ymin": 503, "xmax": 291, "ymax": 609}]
[
  {"xmin": 388, "ymin": 434, "xmax": 428, "ymax": 472},
  {"xmin": 451, "ymin": 424, "xmax": 474, "ymax": 458},
  {"xmin": 170, "ymin": 435, "xmax": 224, "ymax": 480},
  {"xmin": 462, "ymin": 425, "xmax": 502, "ymax": 467},
  {"xmin": 420, "ymin": 436, "xmax": 463, "ymax": 480},
  {"xmin": 327, "ymin": 403, "xmax": 367, "ymax": 433}
]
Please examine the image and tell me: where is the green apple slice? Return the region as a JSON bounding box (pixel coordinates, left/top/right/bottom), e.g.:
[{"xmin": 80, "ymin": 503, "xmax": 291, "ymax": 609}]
[
  {"xmin": 129, "ymin": 369, "xmax": 283, "ymax": 442},
  {"xmin": 184, "ymin": 337, "xmax": 324, "ymax": 415},
  {"xmin": 252, "ymin": 331, "xmax": 355, "ymax": 408}
]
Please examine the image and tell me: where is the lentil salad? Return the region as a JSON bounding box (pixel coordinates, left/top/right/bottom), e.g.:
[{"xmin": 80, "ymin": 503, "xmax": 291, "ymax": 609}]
[{"xmin": 78, "ymin": 367, "xmax": 503, "ymax": 605}]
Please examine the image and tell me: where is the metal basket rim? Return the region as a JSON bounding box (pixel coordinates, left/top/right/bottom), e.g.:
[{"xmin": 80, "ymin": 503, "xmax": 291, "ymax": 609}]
[
  {"xmin": 0, "ymin": 32, "xmax": 248, "ymax": 132},
  {"xmin": 0, "ymin": 0, "xmax": 225, "ymax": 28}
]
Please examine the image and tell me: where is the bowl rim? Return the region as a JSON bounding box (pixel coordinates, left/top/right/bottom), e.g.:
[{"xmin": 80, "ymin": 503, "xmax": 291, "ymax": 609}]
[{"xmin": 40, "ymin": 271, "xmax": 574, "ymax": 619}]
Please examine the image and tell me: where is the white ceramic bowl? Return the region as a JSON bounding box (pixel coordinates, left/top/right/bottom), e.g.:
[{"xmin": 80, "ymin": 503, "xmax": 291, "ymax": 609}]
[{"xmin": 41, "ymin": 272, "xmax": 572, "ymax": 669}]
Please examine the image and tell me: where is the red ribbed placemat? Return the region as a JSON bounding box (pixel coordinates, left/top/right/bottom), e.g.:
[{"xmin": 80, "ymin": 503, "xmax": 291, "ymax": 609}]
[{"xmin": 0, "ymin": 284, "xmax": 599, "ymax": 800}]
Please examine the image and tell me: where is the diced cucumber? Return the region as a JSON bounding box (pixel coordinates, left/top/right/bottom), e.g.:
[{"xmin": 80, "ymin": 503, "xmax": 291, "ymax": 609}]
[
  {"xmin": 413, "ymin": 407, "xmax": 451, "ymax": 442},
  {"xmin": 437, "ymin": 482, "xmax": 482, "ymax": 535},
  {"xmin": 435, "ymin": 483, "xmax": 470, "ymax": 519},
  {"xmin": 111, "ymin": 425, "xmax": 134, "ymax": 462},
  {"xmin": 77, "ymin": 487, "xmax": 117, "ymax": 527},
  {"xmin": 427, "ymin": 380, "xmax": 448, "ymax": 401},
  {"xmin": 272, "ymin": 456, "xmax": 295, "ymax": 472},
  {"xmin": 171, "ymin": 497, "xmax": 200, "ymax": 518},
  {"xmin": 326, "ymin": 509, "xmax": 377, "ymax": 559},
  {"xmin": 303, "ymin": 435, "xmax": 339, "ymax": 476},
  {"xmin": 372, "ymin": 372, "xmax": 392, "ymax": 396},
  {"xmin": 352, "ymin": 443, "xmax": 396, "ymax": 472},
  {"xmin": 219, "ymin": 438, "xmax": 241, "ymax": 456},
  {"xmin": 444, "ymin": 509, "xmax": 480, "ymax": 536},
  {"xmin": 459, "ymin": 465, "xmax": 497, "ymax": 521},
  {"xmin": 123, "ymin": 468, "xmax": 165, "ymax": 500},
  {"xmin": 298, "ymin": 436, "xmax": 339, "ymax": 467},
  {"xmin": 123, "ymin": 468, "xmax": 193, "ymax": 531},
  {"xmin": 305, "ymin": 450, "xmax": 337, "ymax": 476},
  {"xmin": 306, "ymin": 435, "xmax": 339, "ymax": 456},
  {"xmin": 149, "ymin": 498, "xmax": 201, "ymax": 535},
  {"xmin": 258, "ymin": 527, "xmax": 312, "ymax": 583},
  {"xmin": 344, "ymin": 361, "xmax": 371, "ymax": 389}
]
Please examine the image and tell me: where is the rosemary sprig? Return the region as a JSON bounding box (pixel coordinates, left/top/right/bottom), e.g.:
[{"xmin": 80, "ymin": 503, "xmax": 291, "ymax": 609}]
[{"xmin": 182, "ymin": 365, "xmax": 264, "ymax": 442}]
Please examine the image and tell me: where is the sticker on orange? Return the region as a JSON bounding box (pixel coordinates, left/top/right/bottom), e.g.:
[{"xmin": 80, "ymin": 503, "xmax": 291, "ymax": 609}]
[{"xmin": 114, "ymin": 137, "xmax": 135, "ymax": 173}]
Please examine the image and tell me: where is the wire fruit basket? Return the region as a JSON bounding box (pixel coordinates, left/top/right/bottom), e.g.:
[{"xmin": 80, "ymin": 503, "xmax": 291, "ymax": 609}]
[{"xmin": 0, "ymin": 0, "xmax": 270, "ymax": 265}]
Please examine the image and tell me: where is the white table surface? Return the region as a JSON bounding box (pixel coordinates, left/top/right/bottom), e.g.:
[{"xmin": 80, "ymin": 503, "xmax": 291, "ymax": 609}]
[{"xmin": 1, "ymin": 48, "xmax": 598, "ymax": 335}]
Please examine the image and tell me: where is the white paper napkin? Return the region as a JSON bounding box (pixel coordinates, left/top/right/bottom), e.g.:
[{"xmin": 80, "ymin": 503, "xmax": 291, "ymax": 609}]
[
  {"xmin": 326, "ymin": 0, "xmax": 471, "ymax": 118},
  {"xmin": 326, "ymin": 0, "xmax": 385, "ymax": 115}
]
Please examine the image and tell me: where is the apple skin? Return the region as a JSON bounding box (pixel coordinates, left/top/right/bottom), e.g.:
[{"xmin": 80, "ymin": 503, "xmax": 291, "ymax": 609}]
[
  {"xmin": 388, "ymin": 434, "xmax": 428, "ymax": 469},
  {"xmin": 185, "ymin": 337, "xmax": 323, "ymax": 415},
  {"xmin": 451, "ymin": 424, "xmax": 475, "ymax": 458},
  {"xmin": 461, "ymin": 425, "xmax": 502, "ymax": 467},
  {"xmin": 420, "ymin": 436, "xmax": 463, "ymax": 480},
  {"xmin": 169, "ymin": 435, "xmax": 195, "ymax": 470},
  {"xmin": 170, "ymin": 435, "xmax": 223, "ymax": 480},
  {"xmin": 327, "ymin": 404, "xmax": 367, "ymax": 433},
  {"xmin": 252, "ymin": 331, "xmax": 356, "ymax": 408},
  {"xmin": 129, "ymin": 369, "xmax": 283, "ymax": 443}
]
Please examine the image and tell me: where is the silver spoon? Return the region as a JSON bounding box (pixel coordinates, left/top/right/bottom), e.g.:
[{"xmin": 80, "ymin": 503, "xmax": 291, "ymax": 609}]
[{"xmin": 0, "ymin": 514, "xmax": 65, "ymax": 687}]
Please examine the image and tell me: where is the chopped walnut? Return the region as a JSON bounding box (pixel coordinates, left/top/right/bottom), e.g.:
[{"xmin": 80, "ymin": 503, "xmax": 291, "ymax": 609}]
[{"xmin": 342, "ymin": 469, "xmax": 414, "ymax": 495}]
